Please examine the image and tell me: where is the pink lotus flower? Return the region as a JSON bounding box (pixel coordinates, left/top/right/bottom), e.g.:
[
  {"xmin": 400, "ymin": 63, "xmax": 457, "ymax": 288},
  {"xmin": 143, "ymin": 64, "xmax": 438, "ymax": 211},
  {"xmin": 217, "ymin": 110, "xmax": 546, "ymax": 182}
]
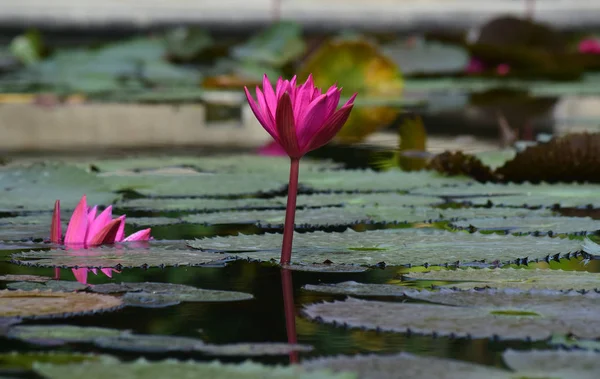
[
  {"xmin": 579, "ymin": 38, "xmax": 600, "ymax": 54},
  {"xmin": 244, "ymin": 74, "xmax": 356, "ymax": 265},
  {"xmin": 51, "ymin": 195, "xmax": 151, "ymax": 283},
  {"xmin": 245, "ymin": 74, "xmax": 356, "ymax": 159}
]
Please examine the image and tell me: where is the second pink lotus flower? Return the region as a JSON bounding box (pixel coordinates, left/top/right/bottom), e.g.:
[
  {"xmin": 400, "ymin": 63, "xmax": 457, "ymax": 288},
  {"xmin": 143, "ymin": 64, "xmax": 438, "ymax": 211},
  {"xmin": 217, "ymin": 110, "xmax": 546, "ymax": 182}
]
[{"xmin": 51, "ymin": 195, "xmax": 151, "ymax": 283}]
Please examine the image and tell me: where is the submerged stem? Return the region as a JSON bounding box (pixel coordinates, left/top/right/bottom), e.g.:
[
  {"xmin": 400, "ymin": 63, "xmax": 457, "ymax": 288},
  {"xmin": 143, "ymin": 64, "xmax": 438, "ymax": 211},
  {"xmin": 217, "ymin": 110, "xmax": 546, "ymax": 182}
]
[
  {"xmin": 281, "ymin": 158, "xmax": 300, "ymax": 265},
  {"xmin": 281, "ymin": 268, "xmax": 298, "ymax": 364}
]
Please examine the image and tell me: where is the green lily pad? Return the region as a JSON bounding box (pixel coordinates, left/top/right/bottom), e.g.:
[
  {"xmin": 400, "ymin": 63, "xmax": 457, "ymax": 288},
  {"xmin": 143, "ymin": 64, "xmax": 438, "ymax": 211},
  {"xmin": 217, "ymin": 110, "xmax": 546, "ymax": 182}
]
[
  {"xmin": 304, "ymin": 352, "xmax": 508, "ymax": 379},
  {"xmin": 290, "ymin": 193, "xmax": 443, "ymax": 208},
  {"xmin": 300, "ymin": 169, "xmax": 471, "ymax": 192},
  {"xmin": 102, "ymin": 171, "xmax": 286, "ymax": 197},
  {"xmin": 198, "ymin": 342, "xmax": 313, "ymax": 356},
  {"xmin": 549, "ymin": 335, "xmax": 600, "ymax": 351},
  {"xmin": 7, "ymin": 324, "xmax": 124, "ymax": 346},
  {"xmin": 126, "ymin": 216, "xmax": 183, "ymax": 226},
  {"xmin": 411, "ymin": 182, "xmax": 600, "ymax": 208},
  {"xmin": 80, "ymin": 155, "xmax": 340, "ymax": 175},
  {"xmin": 0, "ymin": 351, "xmax": 117, "ymax": 370},
  {"xmin": 0, "ymin": 290, "xmax": 123, "ymax": 319},
  {"xmin": 303, "ymin": 281, "xmax": 406, "ymax": 297},
  {"xmin": 405, "ymin": 268, "xmax": 600, "ymax": 291},
  {"xmin": 7, "ymin": 280, "xmax": 88, "ymax": 292},
  {"xmin": 11, "ymin": 245, "xmax": 234, "ymax": 268},
  {"xmin": 285, "ymin": 264, "xmax": 368, "ymax": 273},
  {"xmin": 502, "ymin": 349, "xmax": 600, "ymax": 379},
  {"xmin": 118, "ymin": 197, "xmax": 277, "ymax": 212},
  {"xmin": 189, "ymin": 229, "xmax": 582, "ymax": 267},
  {"xmin": 450, "ymin": 216, "xmax": 600, "ymax": 234},
  {"xmin": 34, "ymin": 358, "xmax": 356, "ymax": 379},
  {"xmin": 0, "ymin": 163, "xmax": 116, "ymax": 212},
  {"xmin": 93, "ymin": 334, "xmax": 205, "ymax": 353},
  {"xmin": 0, "ymin": 274, "xmax": 50, "ymax": 283},
  {"xmin": 302, "ymin": 289, "xmax": 600, "ymax": 340}
]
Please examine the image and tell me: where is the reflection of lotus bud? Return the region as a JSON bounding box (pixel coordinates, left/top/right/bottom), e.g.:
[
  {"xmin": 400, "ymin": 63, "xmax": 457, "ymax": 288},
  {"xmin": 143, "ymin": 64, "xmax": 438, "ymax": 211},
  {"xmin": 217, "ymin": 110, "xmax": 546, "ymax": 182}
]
[
  {"xmin": 578, "ymin": 38, "xmax": 600, "ymax": 54},
  {"xmin": 496, "ymin": 64, "xmax": 510, "ymax": 76}
]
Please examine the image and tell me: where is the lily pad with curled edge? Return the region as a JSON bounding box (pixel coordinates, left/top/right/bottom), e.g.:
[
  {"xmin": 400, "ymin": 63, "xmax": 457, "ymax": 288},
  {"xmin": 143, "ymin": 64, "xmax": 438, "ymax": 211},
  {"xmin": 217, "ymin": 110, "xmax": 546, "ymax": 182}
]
[
  {"xmin": 33, "ymin": 358, "xmax": 356, "ymax": 379},
  {"xmin": 101, "ymin": 171, "xmax": 286, "ymax": 197},
  {"xmin": 550, "ymin": 335, "xmax": 600, "ymax": 351},
  {"xmin": 302, "ymin": 289, "xmax": 600, "ymax": 340},
  {"xmin": 502, "ymin": 349, "xmax": 600, "ymax": 379},
  {"xmin": 88, "ymin": 282, "xmax": 253, "ymax": 306},
  {"xmin": 303, "ymin": 352, "xmax": 509, "ymax": 379},
  {"xmin": 6, "ymin": 324, "xmax": 124, "ymax": 346},
  {"xmin": 450, "ymin": 216, "xmax": 600, "ymax": 235},
  {"xmin": 410, "ymin": 182, "xmax": 600, "ymax": 208},
  {"xmin": 0, "ymin": 163, "xmax": 116, "ymax": 212},
  {"xmin": 7, "ymin": 280, "xmax": 88, "ymax": 292},
  {"xmin": 0, "ymin": 351, "xmax": 118, "ymax": 370},
  {"xmin": 10, "ymin": 245, "xmax": 234, "ymax": 268},
  {"xmin": 0, "ymin": 290, "xmax": 123, "ymax": 319},
  {"xmin": 300, "ymin": 169, "xmax": 471, "ymax": 193},
  {"xmin": 78, "ymin": 155, "xmax": 341, "ymax": 175},
  {"xmin": 404, "ymin": 268, "xmax": 600, "ymax": 291},
  {"xmin": 189, "ymin": 229, "xmax": 583, "ymax": 267}
]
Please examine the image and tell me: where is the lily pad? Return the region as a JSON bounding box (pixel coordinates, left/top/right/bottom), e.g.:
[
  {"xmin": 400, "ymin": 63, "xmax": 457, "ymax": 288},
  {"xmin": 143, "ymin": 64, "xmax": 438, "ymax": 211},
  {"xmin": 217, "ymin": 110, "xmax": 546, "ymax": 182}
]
[
  {"xmin": 11, "ymin": 245, "xmax": 234, "ymax": 268},
  {"xmin": 0, "ymin": 163, "xmax": 116, "ymax": 212},
  {"xmin": 301, "ymin": 169, "xmax": 470, "ymax": 193},
  {"xmin": 450, "ymin": 216, "xmax": 600, "ymax": 234},
  {"xmin": 502, "ymin": 349, "xmax": 600, "ymax": 379},
  {"xmin": 0, "ymin": 351, "xmax": 118, "ymax": 370},
  {"xmin": 285, "ymin": 264, "xmax": 368, "ymax": 273},
  {"xmin": 7, "ymin": 280, "xmax": 88, "ymax": 292},
  {"xmin": 411, "ymin": 182, "xmax": 600, "ymax": 208},
  {"xmin": 303, "ymin": 281, "xmax": 406, "ymax": 297},
  {"xmin": 0, "ymin": 274, "xmax": 50, "ymax": 283},
  {"xmin": 117, "ymin": 197, "xmax": 277, "ymax": 212},
  {"xmin": 189, "ymin": 229, "xmax": 582, "ymax": 267},
  {"xmin": 34, "ymin": 358, "xmax": 356, "ymax": 379},
  {"xmin": 7, "ymin": 324, "xmax": 124, "ymax": 346},
  {"xmin": 304, "ymin": 352, "xmax": 508, "ymax": 379},
  {"xmin": 198, "ymin": 343, "xmax": 313, "ymax": 356},
  {"xmin": 302, "ymin": 289, "xmax": 600, "ymax": 340},
  {"xmin": 405, "ymin": 268, "xmax": 600, "ymax": 291},
  {"xmin": 0, "ymin": 290, "xmax": 122, "ymax": 319},
  {"xmin": 550, "ymin": 335, "xmax": 600, "ymax": 351},
  {"xmin": 126, "ymin": 216, "xmax": 183, "ymax": 226},
  {"xmin": 93, "ymin": 334, "xmax": 205, "ymax": 353}
]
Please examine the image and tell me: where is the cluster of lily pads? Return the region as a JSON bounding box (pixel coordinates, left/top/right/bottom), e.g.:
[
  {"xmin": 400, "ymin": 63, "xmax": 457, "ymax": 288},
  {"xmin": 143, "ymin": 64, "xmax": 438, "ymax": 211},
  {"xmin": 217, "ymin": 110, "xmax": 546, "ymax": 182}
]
[{"xmin": 1, "ymin": 153, "xmax": 599, "ymax": 378}]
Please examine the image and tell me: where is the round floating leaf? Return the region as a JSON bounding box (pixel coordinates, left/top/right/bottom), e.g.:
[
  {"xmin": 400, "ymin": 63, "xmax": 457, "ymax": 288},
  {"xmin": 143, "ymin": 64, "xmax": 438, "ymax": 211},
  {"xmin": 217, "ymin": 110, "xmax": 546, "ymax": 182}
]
[
  {"xmin": 286, "ymin": 264, "xmax": 368, "ymax": 273},
  {"xmin": 121, "ymin": 292, "xmax": 182, "ymax": 308},
  {"xmin": 118, "ymin": 197, "xmax": 277, "ymax": 212},
  {"xmin": 502, "ymin": 349, "xmax": 600, "ymax": 379},
  {"xmin": 81, "ymin": 155, "xmax": 340, "ymax": 175},
  {"xmin": 405, "ymin": 268, "xmax": 600, "ymax": 291},
  {"xmin": 102, "ymin": 171, "xmax": 286, "ymax": 197},
  {"xmin": 0, "ymin": 290, "xmax": 122, "ymax": 319},
  {"xmin": 93, "ymin": 334, "xmax": 205, "ymax": 353},
  {"xmin": 198, "ymin": 343, "xmax": 313, "ymax": 356},
  {"xmin": 0, "ymin": 215, "xmax": 55, "ymax": 241},
  {"xmin": 301, "ymin": 169, "xmax": 470, "ymax": 193},
  {"xmin": 302, "ymin": 289, "xmax": 600, "ymax": 340},
  {"xmin": 304, "ymin": 352, "xmax": 508, "ymax": 379},
  {"xmin": 0, "ymin": 351, "xmax": 118, "ymax": 370},
  {"xmin": 0, "ymin": 274, "xmax": 50, "ymax": 283},
  {"xmin": 189, "ymin": 229, "xmax": 582, "ymax": 267},
  {"xmin": 11, "ymin": 245, "xmax": 234, "ymax": 268},
  {"xmin": 450, "ymin": 216, "xmax": 600, "ymax": 234},
  {"xmin": 291, "ymin": 193, "xmax": 443, "ymax": 208},
  {"xmin": 304, "ymin": 281, "xmax": 406, "ymax": 297},
  {"xmin": 34, "ymin": 358, "xmax": 355, "ymax": 379},
  {"xmin": 411, "ymin": 182, "xmax": 600, "ymax": 208},
  {"xmin": 0, "ymin": 163, "xmax": 116, "ymax": 212},
  {"xmin": 7, "ymin": 324, "xmax": 124, "ymax": 346},
  {"xmin": 126, "ymin": 216, "xmax": 183, "ymax": 227},
  {"xmin": 7, "ymin": 280, "xmax": 88, "ymax": 292}
]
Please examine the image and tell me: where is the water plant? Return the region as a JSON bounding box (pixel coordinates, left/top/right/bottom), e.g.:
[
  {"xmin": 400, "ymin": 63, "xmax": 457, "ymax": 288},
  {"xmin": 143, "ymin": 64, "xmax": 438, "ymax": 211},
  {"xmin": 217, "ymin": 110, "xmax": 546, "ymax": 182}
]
[{"xmin": 244, "ymin": 74, "xmax": 356, "ymax": 265}]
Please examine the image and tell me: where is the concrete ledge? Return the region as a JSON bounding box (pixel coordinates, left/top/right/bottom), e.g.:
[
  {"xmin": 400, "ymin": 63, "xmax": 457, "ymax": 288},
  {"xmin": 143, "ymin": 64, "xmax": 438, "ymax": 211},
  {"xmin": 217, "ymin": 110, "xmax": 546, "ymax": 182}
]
[{"xmin": 0, "ymin": 1, "xmax": 599, "ymax": 31}]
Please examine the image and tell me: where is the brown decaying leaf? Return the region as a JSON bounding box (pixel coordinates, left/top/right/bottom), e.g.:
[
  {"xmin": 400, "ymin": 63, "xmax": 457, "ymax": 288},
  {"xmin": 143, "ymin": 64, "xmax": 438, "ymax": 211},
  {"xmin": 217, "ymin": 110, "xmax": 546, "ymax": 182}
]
[
  {"xmin": 0, "ymin": 290, "xmax": 123, "ymax": 319},
  {"xmin": 429, "ymin": 133, "xmax": 600, "ymax": 183}
]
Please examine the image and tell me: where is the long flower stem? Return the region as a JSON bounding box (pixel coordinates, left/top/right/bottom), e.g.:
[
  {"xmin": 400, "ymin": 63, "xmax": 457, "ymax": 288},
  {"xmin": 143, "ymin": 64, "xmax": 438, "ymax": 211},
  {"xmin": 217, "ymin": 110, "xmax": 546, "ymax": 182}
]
[
  {"xmin": 281, "ymin": 158, "xmax": 300, "ymax": 265},
  {"xmin": 281, "ymin": 268, "xmax": 298, "ymax": 364}
]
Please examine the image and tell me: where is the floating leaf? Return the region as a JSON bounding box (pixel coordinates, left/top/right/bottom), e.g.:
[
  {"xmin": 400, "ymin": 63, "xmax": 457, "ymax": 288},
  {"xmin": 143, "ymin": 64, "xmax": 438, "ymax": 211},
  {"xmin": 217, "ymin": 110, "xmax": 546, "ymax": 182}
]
[
  {"xmin": 118, "ymin": 197, "xmax": 277, "ymax": 212},
  {"xmin": 428, "ymin": 151, "xmax": 496, "ymax": 182},
  {"xmin": 304, "ymin": 281, "xmax": 406, "ymax": 297},
  {"xmin": 304, "ymin": 352, "xmax": 508, "ymax": 379},
  {"xmin": 0, "ymin": 290, "xmax": 122, "ymax": 319},
  {"xmin": 502, "ymin": 349, "xmax": 600, "ymax": 379},
  {"xmin": 198, "ymin": 342, "xmax": 313, "ymax": 356},
  {"xmin": 34, "ymin": 358, "xmax": 356, "ymax": 379},
  {"xmin": 7, "ymin": 324, "xmax": 123, "ymax": 346},
  {"xmin": 298, "ymin": 38, "xmax": 403, "ymax": 142},
  {"xmin": 303, "ymin": 289, "xmax": 600, "ymax": 340},
  {"xmin": 189, "ymin": 229, "xmax": 582, "ymax": 267},
  {"xmin": 549, "ymin": 335, "xmax": 600, "ymax": 351},
  {"xmin": 93, "ymin": 334, "xmax": 205, "ymax": 353},
  {"xmin": 0, "ymin": 274, "xmax": 50, "ymax": 283},
  {"xmin": 0, "ymin": 163, "xmax": 116, "ymax": 212},
  {"xmin": 301, "ymin": 169, "xmax": 470, "ymax": 192},
  {"xmin": 450, "ymin": 216, "xmax": 600, "ymax": 234},
  {"xmin": 286, "ymin": 264, "xmax": 368, "ymax": 273},
  {"xmin": 411, "ymin": 182, "xmax": 600, "ymax": 208},
  {"xmin": 7, "ymin": 280, "xmax": 88, "ymax": 292},
  {"xmin": 0, "ymin": 351, "xmax": 117, "ymax": 370},
  {"xmin": 405, "ymin": 268, "xmax": 600, "ymax": 291},
  {"xmin": 11, "ymin": 245, "xmax": 233, "ymax": 268}
]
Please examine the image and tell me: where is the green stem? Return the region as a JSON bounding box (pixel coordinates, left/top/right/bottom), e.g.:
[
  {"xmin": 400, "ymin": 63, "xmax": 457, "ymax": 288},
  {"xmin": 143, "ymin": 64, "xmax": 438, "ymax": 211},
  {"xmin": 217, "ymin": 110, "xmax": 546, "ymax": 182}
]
[{"xmin": 280, "ymin": 158, "xmax": 300, "ymax": 265}]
